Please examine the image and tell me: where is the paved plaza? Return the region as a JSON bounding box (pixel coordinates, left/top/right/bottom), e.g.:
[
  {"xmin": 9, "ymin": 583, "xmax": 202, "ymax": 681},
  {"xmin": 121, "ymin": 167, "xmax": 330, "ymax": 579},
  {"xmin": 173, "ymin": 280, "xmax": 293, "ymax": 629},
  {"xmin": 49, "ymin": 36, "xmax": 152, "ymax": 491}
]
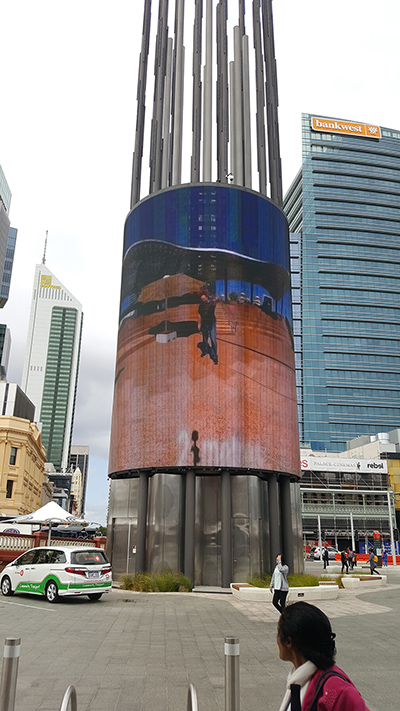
[{"xmin": 0, "ymin": 569, "xmax": 399, "ymax": 711}]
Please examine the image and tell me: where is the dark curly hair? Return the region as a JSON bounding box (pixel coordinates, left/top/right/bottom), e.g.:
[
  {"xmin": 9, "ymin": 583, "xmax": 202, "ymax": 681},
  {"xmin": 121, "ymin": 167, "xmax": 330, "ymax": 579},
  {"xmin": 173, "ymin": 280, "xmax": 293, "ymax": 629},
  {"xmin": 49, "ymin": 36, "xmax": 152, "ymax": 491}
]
[{"xmin": 278, "ymin": 602, "xmax": 336, "ymax": 670}]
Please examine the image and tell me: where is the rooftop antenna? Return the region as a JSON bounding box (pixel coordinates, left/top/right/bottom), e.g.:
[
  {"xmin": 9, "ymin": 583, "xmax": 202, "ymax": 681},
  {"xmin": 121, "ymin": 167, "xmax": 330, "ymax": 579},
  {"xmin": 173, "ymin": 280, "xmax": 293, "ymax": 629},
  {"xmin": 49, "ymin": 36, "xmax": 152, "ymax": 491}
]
[{"xmin": 42, "ymin": 230, "xmax": 48, "ymax": 264}]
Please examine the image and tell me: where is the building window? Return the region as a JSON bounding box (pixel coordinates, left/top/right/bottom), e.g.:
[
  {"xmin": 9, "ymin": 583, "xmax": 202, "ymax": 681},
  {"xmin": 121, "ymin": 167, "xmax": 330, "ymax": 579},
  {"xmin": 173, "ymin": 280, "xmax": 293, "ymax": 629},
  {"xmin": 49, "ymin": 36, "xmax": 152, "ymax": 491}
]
[
  {"xmin": 9, "ymin": 447, "xmax": 17, "ymax": 466},
  {"xmin": 6, "ymin": 480, "xmax": 13, "ymax": 499}
]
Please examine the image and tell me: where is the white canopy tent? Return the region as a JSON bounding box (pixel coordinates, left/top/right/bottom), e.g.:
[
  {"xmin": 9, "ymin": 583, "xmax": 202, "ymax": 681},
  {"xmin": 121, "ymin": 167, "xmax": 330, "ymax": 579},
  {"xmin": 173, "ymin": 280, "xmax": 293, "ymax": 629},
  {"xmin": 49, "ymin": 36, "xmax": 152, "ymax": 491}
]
[{"xmin": 8, "ymin": 501, "xmax": 86, "ymax": 545}]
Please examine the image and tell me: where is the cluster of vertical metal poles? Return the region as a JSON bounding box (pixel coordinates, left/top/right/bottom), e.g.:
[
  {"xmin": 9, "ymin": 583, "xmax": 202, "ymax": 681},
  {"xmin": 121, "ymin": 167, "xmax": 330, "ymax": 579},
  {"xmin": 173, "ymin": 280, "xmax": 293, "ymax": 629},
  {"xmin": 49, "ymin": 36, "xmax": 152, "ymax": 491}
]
[{"xmin": 130, "ymin": 0, "xmax": 282, "ymax": 209}]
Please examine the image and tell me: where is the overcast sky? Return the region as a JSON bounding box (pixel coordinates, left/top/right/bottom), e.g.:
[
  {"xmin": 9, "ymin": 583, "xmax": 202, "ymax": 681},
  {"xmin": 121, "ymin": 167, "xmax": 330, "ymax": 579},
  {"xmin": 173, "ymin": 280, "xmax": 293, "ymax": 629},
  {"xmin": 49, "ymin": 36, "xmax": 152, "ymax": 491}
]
[{"xmin": 1, "ymin": 0, "xmax": 399, "ymax": 525}]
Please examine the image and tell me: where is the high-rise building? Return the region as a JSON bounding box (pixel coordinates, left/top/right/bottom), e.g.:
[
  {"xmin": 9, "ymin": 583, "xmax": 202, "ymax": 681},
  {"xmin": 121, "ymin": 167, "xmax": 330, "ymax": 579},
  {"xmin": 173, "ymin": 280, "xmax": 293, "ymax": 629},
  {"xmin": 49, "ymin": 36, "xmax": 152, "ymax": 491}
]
[
  {"xmin": 0, "ymin": 165, "xmax": 11, "ymax": 290},
  {"xmin": 0, "ymin": 227, "xmax": 18, "ymax": 308},
  {"xmin": 0, "ymin": 325, "xmax": 11, "ymax": 381},
  {"xmin": 108, "ymin": 1, "xmax": 302, "ymax": 586},
  {"xmin": 68, "ymin": 445, "xmax": 89, "ymax": 516},
  {"xmin": 0, "ymin": 166, "xmax": 17, "ymax": 309},
  {"xmin": 0, "ymin": 382, "xmax": 35, "ymax": 421},
  {"xmin": 284, "ymin": 114, "xmax": 400, "ymax": 452},
  {"xmin": 22, "ymin": 264, "xmax": 83, "ymax": 471}
]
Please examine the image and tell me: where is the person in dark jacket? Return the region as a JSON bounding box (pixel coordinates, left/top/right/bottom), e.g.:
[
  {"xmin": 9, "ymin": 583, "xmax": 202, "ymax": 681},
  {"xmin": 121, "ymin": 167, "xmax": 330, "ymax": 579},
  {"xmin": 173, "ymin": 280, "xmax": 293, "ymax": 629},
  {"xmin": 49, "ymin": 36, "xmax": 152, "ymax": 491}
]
[
  {"xmin": 277, "ymin": 602, "xmax": 370, "ymax": 710},
  {"xmin": 197, "ymin": 290, "xmax": 218, "ymax": 364},
  {"xmin": 368, "ymin": 548, "xmax": 379, "ymax": 575},
  {"xmin": 322, "ymin": 547, "xmax": 329, "ymax": 569},
  {"xmin": 340, "ymin": 550, "xmax": 348, "ymax": 574}
]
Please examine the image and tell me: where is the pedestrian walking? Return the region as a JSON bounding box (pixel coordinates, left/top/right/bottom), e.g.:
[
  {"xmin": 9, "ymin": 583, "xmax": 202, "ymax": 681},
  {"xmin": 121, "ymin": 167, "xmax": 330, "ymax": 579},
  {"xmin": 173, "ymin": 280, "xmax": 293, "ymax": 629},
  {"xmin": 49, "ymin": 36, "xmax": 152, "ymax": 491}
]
[
  {"xmin": 322, "ymin": 547, "xmax": 329, "ymax": 569},
  {"xmin": 340, "ymin": 550, "xmax": 348, "ymax": 574},
  {"xmin": 270, "ymin": 554, "xmax": 289, "ymax": 613},
  {"xmin": 348, "ymin": 550, "xmax": 353, "ymax": 570},
  {"xmin": 382, "ymin": 550, "xmax": 388, "ymax": 567},
  {"xmin": 368, "ymin": 548, "xmax": 379, "ymax": 575}
]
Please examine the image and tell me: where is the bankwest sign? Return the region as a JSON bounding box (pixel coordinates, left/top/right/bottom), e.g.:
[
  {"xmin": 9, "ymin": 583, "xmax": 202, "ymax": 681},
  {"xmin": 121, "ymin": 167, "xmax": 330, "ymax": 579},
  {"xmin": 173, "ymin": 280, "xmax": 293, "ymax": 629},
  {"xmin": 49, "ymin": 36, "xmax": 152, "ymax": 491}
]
[
  {"xmin": 311, "ymin": 117, "xmax": 381, "ymax": 139},
  {"xmin": 301, "ymin": 457, "xmax": 387, "ymax": 474}
]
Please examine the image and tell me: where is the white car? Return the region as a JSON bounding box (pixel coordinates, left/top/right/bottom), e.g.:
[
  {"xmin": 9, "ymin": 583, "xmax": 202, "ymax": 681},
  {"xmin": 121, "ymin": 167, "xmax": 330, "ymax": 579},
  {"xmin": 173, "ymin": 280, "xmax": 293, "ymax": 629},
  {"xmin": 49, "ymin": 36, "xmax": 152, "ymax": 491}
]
[
  {"xmin": 310, "ymin": 546, "xmax": 340, "ymax": 561},
  {"xmin": 0, "ymin": 546, "xmax": 112, "ymax": 603}
]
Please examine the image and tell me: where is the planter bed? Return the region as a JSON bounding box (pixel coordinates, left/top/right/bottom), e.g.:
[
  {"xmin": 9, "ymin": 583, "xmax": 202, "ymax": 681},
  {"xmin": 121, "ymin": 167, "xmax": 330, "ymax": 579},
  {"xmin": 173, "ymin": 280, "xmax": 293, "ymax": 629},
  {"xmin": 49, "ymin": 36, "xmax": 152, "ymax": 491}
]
[{"xmin": 230, "ymin": 583, "xmax": 339, "ymax": 602}]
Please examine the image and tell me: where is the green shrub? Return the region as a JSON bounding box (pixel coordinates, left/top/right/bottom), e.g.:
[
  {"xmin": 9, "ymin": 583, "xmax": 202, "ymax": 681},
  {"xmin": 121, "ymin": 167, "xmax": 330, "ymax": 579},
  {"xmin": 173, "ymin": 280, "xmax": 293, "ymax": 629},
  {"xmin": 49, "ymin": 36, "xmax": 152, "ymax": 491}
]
[
  {"xmin": 287, "ymin": 574, "xmax": 319, "ymax": 587},
  {"xmin": 248, "ymin": 575, "xmax": 270, "ymax": 588},
  {"xmin": 248, "ymin": 573, "xmax": 319, "ymax": 588},
  {"xmin": 119, "ymin": 570, "xmax": 192, "ymax": 592}
]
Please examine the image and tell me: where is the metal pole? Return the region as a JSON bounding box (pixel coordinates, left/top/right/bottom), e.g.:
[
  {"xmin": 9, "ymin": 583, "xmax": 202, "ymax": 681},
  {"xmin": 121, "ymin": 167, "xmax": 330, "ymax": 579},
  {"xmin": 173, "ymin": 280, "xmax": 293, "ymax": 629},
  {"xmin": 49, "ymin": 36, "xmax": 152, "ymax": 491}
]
[
  {"xmin": 59, "ymin": 685, "xmax": 77, "ymax": 711},
  {"xmin": 350, "ymin": 511, "xmax": 355, "ymax": 551},
  {"xmin": 187, "ymin": 683, "xmax": 198, "ymax": 711},
  {"xmin": 225, "ymin": 636, "xmax": 240, "ymax": 711},
  {"xmin": 242, "ymin": 33, "xmax": 252, "ymax": 188},
  {"xmin": 131, "ymin": 0, "xmax": 152, "ymax": 208},
  {"xmin": 387, "ymin": 491, "xmax": 397, "ymax": 567},
  {"xmin": 233, "ymin": 26, "xmax": 244, "ymax": 185},
  {"xmin": 162, "ymin": 38, "xmax": 173, "ymax": 188},
  {"xmin": 202, "ymin": 0, "xmax": 213, "ymax": 181},
  {"xmin": 171, "ymin": 0, "xmax": 185, "ymax": 185},
  {"xmin": 317, "ymin": 514, "xmax": 322, "ymax": 554},
  {"xmin": 0, "ymin": 638, "xmax": 21, "ymax": 711}
]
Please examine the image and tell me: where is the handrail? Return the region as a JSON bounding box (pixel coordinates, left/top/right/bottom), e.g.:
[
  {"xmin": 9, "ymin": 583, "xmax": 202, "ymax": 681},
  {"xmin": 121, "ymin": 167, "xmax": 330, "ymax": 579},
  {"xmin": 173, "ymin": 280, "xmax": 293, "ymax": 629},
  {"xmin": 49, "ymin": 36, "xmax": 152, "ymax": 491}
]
[
  {"xmin": 187, "ymin": 683, "xmax": 198, "ymax": 711},
  {"xmin": 59, "ymin": 685, "xmax": 77, "ymax": 711}
]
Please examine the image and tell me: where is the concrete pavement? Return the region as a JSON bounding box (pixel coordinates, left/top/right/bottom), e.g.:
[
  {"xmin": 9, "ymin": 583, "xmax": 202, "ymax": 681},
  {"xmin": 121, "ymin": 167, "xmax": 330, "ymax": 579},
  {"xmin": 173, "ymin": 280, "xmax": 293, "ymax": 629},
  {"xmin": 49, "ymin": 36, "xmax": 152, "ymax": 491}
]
[{"xmin": 0, "ymin": 580, "xmax": 399, "ymax": 711}]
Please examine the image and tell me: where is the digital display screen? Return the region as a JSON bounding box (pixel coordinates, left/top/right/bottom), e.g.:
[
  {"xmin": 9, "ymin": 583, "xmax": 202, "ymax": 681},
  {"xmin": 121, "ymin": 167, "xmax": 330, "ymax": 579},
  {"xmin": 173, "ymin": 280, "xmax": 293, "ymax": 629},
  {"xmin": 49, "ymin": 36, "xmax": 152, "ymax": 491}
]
[{"xmin": 109, "ymin": 185, "xmax": 300, "ymax": 477}]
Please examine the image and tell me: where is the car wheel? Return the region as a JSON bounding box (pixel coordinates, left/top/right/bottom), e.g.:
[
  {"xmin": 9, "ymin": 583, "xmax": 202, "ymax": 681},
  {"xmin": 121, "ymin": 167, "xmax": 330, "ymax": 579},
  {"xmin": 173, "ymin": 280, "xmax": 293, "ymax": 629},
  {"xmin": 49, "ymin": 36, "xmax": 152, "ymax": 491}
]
[
  {"xmin": 1, "ymin": 576, "xmax": 14, "ymax": 596},
  {"xmin": 45, "ymin": 581, "xmax": 59, "ymax": 603},
  {"xmin": 88, "ymin": 593, "xmax": 102, "ymax": 601}
]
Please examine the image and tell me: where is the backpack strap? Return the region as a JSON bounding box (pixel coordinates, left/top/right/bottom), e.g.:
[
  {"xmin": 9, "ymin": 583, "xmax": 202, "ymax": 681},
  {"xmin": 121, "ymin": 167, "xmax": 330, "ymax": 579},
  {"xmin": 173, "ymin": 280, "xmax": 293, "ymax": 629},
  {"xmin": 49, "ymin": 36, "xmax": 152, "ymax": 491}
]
[{"xmin": 308, "ymin": 670, "xmax": 350, "ymax": 711}]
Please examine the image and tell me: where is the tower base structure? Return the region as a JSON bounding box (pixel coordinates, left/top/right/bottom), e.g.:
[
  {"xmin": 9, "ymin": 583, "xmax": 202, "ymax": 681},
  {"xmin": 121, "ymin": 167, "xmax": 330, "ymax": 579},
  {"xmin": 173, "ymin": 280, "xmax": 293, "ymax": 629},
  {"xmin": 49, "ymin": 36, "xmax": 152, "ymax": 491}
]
[{"xmin": 107, "ymin": 470, "xmax": 303, "ymax": 586}]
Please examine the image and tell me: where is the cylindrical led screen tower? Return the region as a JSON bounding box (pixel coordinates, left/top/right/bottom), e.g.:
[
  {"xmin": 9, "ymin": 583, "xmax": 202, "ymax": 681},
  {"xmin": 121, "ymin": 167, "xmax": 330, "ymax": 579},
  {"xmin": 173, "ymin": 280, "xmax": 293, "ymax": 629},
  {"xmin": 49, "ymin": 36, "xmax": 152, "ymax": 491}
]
[{"xmin": 107, "ymin": 0, "xmax": 302, "ymax": 586}]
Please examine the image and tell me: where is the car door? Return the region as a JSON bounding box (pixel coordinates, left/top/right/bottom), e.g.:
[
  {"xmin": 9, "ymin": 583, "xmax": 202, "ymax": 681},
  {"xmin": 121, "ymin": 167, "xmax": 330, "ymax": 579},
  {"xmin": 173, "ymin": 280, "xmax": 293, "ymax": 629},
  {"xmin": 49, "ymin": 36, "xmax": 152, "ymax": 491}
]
[
  {"xmin": 10, "ymin": 550, "xmax": 39, "ymax": 592},
  {"xmin": 29, "ymin": 548, "xmax": 53, "ymax": 593}
]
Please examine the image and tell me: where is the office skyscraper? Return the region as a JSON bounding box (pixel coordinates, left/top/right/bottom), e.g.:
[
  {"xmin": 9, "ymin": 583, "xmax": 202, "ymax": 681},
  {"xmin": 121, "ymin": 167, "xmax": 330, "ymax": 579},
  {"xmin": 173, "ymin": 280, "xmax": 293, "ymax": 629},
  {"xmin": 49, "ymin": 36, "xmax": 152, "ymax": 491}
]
[
  {"xmin": 0, "ymin": 227, "xmax": 18, "ymax": 308},
  {"xmin": 0, "ymin": 166, "xmax": 18, "ymax": 309},
  {"xmin": 108, "ymin": 1, "xmax": 302, "ymax": 586},
  {"xmin": 284, "ymin": 114, "xmax": 400, "ymax": 452},
  {"xmin": 22, "ymin": 263, "xmax": 83, "ymax": 471}
]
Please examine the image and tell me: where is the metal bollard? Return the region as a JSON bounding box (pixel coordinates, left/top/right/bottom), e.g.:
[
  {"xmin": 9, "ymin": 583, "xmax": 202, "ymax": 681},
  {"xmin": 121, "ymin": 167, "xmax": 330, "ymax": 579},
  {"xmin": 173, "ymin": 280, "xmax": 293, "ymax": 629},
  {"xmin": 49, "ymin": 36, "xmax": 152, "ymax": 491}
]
[
  {"xmin": 224, "ymin": 636, "xmax": 240, "ymax": 711},
  {"xmin": 187, "ymin": 683, "xmax": 198, "ymax": 711},
  {"xmin": 0, "ymin": 638, "xmax": 21, "ymax": 711},
  {"xmin": 59, "ymin": 685, "xmax": 77, "ymax": 711}
]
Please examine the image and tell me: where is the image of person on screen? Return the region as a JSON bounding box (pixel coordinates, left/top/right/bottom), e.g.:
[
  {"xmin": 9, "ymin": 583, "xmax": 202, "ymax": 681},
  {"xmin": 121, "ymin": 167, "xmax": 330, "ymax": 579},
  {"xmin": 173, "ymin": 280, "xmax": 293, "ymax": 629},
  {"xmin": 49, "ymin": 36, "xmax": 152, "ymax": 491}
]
[{"xmin": 198, "ymin": 290, "xmax": 218, "ymax": 365}]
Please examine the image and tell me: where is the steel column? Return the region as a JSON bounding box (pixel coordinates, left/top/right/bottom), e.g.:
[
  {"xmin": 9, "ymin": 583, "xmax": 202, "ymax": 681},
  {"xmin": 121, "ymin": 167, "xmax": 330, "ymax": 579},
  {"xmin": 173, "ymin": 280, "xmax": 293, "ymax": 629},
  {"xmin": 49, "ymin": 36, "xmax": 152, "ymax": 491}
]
[
  {"xmin": 136, "ymin": 471, "xmax": 148, "ymax": 572},
  {"xmin": 221, "ymin": 470, "xmax": 232, "ymax": 588}
]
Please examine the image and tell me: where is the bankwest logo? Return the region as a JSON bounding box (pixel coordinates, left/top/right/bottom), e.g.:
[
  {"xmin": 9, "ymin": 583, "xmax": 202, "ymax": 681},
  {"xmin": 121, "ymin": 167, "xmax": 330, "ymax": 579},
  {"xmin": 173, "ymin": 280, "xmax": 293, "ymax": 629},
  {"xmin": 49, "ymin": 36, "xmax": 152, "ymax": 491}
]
[{"xmin": 311, "ymin": 117, "xmax": 381, "ymax": 139}]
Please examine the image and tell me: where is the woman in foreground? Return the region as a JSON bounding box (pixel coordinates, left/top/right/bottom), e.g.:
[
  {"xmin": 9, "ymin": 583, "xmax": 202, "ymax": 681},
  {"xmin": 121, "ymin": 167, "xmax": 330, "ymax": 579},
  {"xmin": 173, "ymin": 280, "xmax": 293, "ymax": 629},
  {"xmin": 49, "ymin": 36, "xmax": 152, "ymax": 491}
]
[{"xmin": 277, "ymin": 602, "xmax": 369, "ymax": 711}]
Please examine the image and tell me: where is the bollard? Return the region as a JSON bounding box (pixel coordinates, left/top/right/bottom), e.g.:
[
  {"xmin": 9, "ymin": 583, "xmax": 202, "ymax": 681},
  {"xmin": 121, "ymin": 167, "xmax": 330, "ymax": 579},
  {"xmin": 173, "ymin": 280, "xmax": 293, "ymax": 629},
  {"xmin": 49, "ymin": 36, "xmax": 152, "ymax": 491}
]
[
  {"xmin": 59, "ymin": 685, "xmax": 77, "ymax": 711},
  {"xmin": 0, "ymin": 638, "xmax": 21, "ymax": 711},
  {"xmin": 224, "ymin": 636, "xmax": 240, "ymax": 711},
  {"xmin": 187, "ymin": 683, "xmax": 198, "ymax": 711}
]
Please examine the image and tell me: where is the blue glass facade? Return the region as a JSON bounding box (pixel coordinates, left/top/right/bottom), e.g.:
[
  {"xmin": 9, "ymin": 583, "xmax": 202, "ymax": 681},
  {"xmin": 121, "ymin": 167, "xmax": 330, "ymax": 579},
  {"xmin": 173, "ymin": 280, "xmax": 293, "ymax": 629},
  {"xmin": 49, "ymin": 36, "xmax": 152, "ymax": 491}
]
[
  {"xmin": 0, "ymin": 226, "xmax": 17, "ymax": 308},
  {"xmin": 284, "ymin": 114, "xmax": 400, "ymax": 451}
]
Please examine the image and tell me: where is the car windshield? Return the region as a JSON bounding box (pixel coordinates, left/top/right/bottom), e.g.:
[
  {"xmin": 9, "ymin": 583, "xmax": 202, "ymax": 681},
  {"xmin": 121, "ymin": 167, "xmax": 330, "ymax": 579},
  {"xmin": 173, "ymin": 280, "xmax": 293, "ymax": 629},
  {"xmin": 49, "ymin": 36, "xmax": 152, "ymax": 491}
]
[{"xmin": 71, "ymin": 550, "xmax": 109, "ymax": 566}]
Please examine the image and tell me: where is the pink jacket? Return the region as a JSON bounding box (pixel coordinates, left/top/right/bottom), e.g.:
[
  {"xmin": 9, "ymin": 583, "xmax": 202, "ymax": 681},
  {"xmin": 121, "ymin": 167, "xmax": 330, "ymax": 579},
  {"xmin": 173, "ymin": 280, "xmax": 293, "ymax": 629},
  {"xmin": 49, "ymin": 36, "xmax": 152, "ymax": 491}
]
[{"xmin": 302, "ymin": 665, "xmax": 370, "ymax": 711}]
